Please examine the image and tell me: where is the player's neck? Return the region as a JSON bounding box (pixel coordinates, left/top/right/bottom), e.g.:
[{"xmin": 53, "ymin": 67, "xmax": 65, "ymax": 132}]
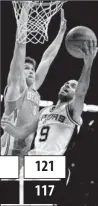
[
  {"xmin": 27, "ymin": 80, "xmax": 36, "ymax": 89},
  {"xmin": 55, "ymin": 100, "xmax": 67, "ymax": 109}
]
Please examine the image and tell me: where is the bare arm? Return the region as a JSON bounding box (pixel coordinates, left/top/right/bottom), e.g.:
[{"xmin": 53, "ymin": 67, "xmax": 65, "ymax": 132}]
[
  {"xmin": 35, "ymin": 9, "xmax": 67, "ymax": 90},
  {"xmin": 69, "ymin": 40, "xmax": 98, "ymax": 123},
  {"xmin": 1, "ymin": 116, "xmax": 39, "ymax": 140},
  {"xmin": 7, "ymin": 2, "xmax": 30, "ymax": 90}
]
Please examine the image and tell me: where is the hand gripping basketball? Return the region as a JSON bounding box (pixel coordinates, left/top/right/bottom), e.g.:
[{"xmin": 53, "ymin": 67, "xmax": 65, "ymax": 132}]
[
  {"xmin": 80, "ymin": 40, "xmax": 98, "ymax": 65},
  {"xmin": 65, "ymin": 26, "xmax": 97, "ymax": 59}
]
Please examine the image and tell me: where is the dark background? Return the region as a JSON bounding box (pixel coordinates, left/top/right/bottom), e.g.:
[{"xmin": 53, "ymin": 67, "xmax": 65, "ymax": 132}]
[
  {"xmin": 0, "ymin": 180, "xmax": 19, "ymax": 204},
  {"xmin": 1, "ymin": 1, "xmax": 98, "ymax": 205},
  {"xmin": 1, "ymin": 1, "xmax": 98, "ymax": 105}
]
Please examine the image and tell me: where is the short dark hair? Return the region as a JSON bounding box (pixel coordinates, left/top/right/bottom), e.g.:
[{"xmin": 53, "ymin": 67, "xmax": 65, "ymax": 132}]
[{"xmin": 25, "ymin": 56, "xmax": 36, "ymax": 69}]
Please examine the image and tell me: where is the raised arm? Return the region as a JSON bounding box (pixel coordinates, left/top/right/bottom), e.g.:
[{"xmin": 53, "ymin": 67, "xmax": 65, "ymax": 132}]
[
  {"xmin": 7, "ymin": 3, "xmax": 31, "ymax": 93},
  {"xmin": 35, "ymin": 9, "xmax": 67, "ymax": 90},
  {"xmin": 69, "ymin": 40, "xmax": 98, "ymax": 123}
]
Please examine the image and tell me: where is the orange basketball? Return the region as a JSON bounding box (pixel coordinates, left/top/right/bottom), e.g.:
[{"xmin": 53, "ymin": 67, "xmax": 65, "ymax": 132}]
[{"xmin": 65, "ymin": 26, "xmax": 97, "ymax": 58}]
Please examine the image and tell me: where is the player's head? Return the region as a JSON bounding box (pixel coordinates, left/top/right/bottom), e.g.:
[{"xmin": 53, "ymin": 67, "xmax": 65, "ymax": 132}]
[
  {"xmin": 24, "ymin": 57, "xmax": 36, "ymax": 86},
  {"xmin": 58, "ymin": 80, "xmax": 78, "ymax": 102}
]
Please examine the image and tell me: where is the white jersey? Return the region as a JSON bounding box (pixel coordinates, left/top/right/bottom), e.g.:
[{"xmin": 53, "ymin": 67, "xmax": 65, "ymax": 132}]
[{"xmin": 29, "ymin": 104, "xmax": 82, "ymax": 155}]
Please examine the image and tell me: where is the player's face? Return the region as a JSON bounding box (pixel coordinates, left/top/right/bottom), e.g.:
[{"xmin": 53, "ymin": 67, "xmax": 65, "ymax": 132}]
[
  {"xmin": 24, "ymin": 62, "xmax": 35, "ymax": 86},
  {"xmin": 58, "ymin": 80, "xmax": 78, "ymax": 102}
]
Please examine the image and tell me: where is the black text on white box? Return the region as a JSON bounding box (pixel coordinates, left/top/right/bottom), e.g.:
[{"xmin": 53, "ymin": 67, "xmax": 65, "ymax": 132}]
[{"xmin": 24, "ymin": 156, "xmax": 66, "ymax": 179}]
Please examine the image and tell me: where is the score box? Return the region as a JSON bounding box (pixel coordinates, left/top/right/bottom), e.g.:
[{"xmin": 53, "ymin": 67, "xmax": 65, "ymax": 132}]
[
  {"xmin": 0, "ymin": 156, "xmax": 19, "ymax": 179},
  {"xmin": 24, "ymin": 180, "xmax": 66, "ymax": 204},
  {"xmin": 24, "ymin": 156, "xmax": 66, "ymax": 179}
]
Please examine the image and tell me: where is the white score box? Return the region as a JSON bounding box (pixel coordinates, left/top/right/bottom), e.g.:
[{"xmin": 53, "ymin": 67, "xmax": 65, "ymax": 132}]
[
  {"xmin": 0, "ymin": 156, "xmax": 19, "ymax": 178},
  {"xmin": 24, "ymin": 156, "xmax": 66, "ymax": 179}
]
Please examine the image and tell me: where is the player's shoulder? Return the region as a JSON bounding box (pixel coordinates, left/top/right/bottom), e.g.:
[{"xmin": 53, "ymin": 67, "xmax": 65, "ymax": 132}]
[
  {"xmin": 40, "ymin": 105, "xmax": 54, "ymax": 116},
  {"xmin": 4, "ymin": 84, "xmax": 27, "ymax": 102}
]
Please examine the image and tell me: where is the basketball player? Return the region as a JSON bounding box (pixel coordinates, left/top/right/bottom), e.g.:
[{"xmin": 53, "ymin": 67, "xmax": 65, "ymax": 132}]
[
  {"xmin": 1, "ymin": 4, "xmax": 67, "ymax": 156},
  {"xmin": 1, "ymin": 40, "xmax": 98, "ymax": 155}
]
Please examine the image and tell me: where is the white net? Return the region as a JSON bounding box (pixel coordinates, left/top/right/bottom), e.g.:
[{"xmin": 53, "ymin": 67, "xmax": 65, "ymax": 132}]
[{"xmin": 12, "ymin": 1, "xmax": 66, "ymax": 44}]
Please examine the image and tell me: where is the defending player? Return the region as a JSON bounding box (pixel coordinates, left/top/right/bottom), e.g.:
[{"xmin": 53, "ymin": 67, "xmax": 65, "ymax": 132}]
[
  {"xmin": 1, "ymin": 4, "xmax": 67, "ymax": 156},
  {"xmin": 1, "ymin": 39, "xmax": 97, "ymax": 155}
]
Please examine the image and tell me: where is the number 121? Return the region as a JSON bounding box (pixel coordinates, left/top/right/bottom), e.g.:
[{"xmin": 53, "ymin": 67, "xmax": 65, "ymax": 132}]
[{"xmin": 36, "ymin": 160, "xmax": 53, "ymax": 171}]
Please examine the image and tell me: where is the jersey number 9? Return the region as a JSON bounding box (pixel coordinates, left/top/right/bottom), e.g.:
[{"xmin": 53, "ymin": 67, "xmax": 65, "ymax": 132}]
[{"xmin": 39, "ymin": 126, "xmax": 50, "ymax": 142}]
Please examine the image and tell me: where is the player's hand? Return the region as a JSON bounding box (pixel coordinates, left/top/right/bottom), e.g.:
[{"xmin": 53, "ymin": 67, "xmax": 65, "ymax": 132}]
[
  {"xmin": 1, "ymin": 115, "xmax": 13, "ymax": 132},
  {"xmin": 81, "ymin": 40, "xmax": 98, "ymax": 66},
  {"xmin": 1, "ymin": 115, "xmax": 9, "ymax": 130},
  {"xmin": 22, "ymin": 1, "xmax": 32, "ymax": 13},
  {"xmin": 1, "ymin": 116, "xmax": 21, "ymax": 139},
  {"xmin": 60, "ymin": 8, "xmax": 67, "ymax": 32},
  {"xmin": 22, "ymin": 1, "xmax": 31, "ymax": 8}
]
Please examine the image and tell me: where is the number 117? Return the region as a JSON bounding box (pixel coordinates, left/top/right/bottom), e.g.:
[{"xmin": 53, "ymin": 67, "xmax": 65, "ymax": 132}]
[{"xmin": 35, "ymin": 185, "xmax": 55, "ymax": 196}]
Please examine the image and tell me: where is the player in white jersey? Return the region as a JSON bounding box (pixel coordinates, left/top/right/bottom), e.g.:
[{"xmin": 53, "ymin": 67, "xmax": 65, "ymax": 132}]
[
  {"xmin": 1, "ymin": 36, "xmax": 98, "ymax": 155},
  {"xmin": 29, "ymin": 92, "xmax": 82, "ymax": 155},
  {"xmin": 1, "ymin": 5, "xmax": 67, "ymax": 157}
]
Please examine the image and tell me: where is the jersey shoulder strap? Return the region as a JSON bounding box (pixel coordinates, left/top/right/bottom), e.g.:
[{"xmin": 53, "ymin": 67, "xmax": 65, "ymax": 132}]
[{"xmin": 39, "ymin": 105, "xmax": 54, "ymax": 116}]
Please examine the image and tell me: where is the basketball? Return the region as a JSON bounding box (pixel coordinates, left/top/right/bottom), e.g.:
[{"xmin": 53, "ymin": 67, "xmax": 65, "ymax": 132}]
[{"xmin": 65, "ymin": 26, "xmax": 97, "ymax": 58}]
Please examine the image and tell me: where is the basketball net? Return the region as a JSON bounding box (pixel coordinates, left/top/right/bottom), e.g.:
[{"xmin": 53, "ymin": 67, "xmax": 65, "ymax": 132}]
[{"xmin": 12, "ymin": 1, "xmax": 66, "ymax": 44}]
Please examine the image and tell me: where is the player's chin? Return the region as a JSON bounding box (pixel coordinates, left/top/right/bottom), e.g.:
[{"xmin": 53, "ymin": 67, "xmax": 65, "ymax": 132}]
[
  {"xmin": 58, "ymin": 93, "xmax": 67, "ymax": 101},
  {"xmin": 26, "ymin": 77, "xmax": 34, "ymax": 86}
]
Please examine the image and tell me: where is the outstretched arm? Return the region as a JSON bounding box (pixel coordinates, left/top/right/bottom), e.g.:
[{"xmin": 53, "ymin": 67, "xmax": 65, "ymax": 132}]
[
  {"xmin": 35, "ymin": 8, "xmax": 67, "ymax": 90},
  {"xmin": 6, "ymin": 2, "xmax": 31, "ymax": 99},
  {"xmin": 83, "ymin": 103, "xmax": 98, "ymax": 112},
  {"xmin": 69, "ymin": 40, "xmax": 98, "ymax": 123},
  {"xmin": 1, "ymin": 115, "xmax": 39, "ymax": 140}
]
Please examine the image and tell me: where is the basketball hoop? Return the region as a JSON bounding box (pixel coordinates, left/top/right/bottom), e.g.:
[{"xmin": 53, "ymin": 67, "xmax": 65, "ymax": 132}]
[{"xmin": 12, "ymin": 1, "xmax": 67, "ymax": 44}]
